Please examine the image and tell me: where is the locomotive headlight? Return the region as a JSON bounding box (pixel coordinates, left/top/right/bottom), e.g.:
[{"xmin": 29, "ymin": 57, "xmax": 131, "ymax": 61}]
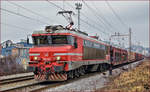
[
  {"xmin": 56, "ymin": 56, "xmax": 61, "ymax": 61},
  {"xmin": 34, "ymin": 56, "xmax": 38, "ymax": 60}
]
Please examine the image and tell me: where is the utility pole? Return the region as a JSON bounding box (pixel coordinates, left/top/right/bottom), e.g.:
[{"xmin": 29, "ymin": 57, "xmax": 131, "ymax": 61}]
[
  {"xmin": 27, "ymin": 34, "xmax": 31, "ymax": 44},
  {"xmin": 129, "ymin": 28, "xmax": 132, "ymax": 60},
  {"xmin": 109, "ymin": 28, "xmax": 132, "ymax": 59},
  {"xmin": 75, "ymin": 3, "xmax": 82, "ymax": 30},
  {"xmin": 63, "ymin": 0, "xmax": 64, "ymax": 9},
  {"xmin": 149, "ymin": 25, "xmax": 150, "ymax": 59}
]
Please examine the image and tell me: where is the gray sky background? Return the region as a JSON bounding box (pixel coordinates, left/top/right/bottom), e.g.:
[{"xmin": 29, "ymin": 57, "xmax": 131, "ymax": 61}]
[{"xmin": 1, "ymin": 1, "xmax": 149, "ymax": 48}]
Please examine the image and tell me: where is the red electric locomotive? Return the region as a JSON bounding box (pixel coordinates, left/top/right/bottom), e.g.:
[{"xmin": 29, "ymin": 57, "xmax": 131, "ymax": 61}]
[
  {"xmin": 29, "ymin": 25, "xmax": 143, "ymax": 81},
  {"xmin": 29, "ymin": 25, "xmax": 112, "ymax": 81}
]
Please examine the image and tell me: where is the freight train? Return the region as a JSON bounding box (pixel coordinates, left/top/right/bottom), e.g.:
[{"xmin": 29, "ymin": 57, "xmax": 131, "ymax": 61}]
[{"xmin": 29, "ymin": 25, "xmax": 143, "ymax": 81}]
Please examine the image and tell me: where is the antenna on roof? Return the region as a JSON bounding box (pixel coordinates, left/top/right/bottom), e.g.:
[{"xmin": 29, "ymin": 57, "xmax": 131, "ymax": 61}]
[{"xmin": 58, "ymin": 11, "xmax": 75, "ymax": 30}]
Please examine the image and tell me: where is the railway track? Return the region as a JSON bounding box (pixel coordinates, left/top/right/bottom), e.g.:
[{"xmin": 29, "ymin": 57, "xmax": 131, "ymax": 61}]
[
  {"xmin": 0, "ymin": 71, "xmax": 101, "ymax": 92},
  {"xmin": 0, "ymin": 59, "xmax": 144, "ymax": 92},
  {"xmin": 2, "ymin": 70, "xmax": 105, "ymax": 92},
  {"xmin": 0, "ymin": 75, "xmax": 34, "ymax": 85},
  {"xmin": 0, "ymin": 72, "xmax": 35, "ymax": 92},
  {"xmin": 30, "ymin": 59, "xmax": 144, "ymax": 92}
]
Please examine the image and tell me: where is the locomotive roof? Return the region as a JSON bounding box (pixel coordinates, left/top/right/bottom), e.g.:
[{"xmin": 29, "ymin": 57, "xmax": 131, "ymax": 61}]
[
  {"xmin": 32, "ymin": 29, "xmax": 109, "ymax": 46},
  {"xmin": 32, "ymin": 29, "xmax": 131, "ymax": 51}
]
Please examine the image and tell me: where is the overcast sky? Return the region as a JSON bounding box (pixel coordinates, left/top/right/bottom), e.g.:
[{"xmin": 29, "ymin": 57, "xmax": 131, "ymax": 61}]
[{"xmin": 1, "ymin": 1, "xmax": 149, "ymax": 48}]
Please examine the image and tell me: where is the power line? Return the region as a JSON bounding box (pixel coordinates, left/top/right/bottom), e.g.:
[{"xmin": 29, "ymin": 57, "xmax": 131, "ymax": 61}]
[
  {"xmin": 105, "ymin": 0, "xmax": 128, "ymax": 29},
  {"xmin": 47, "ymin": 1, "xmax": 109, "ymax": 35},
  {"xmin": 65, "ymin": 2, "xmax": 108, "ymax": 31},
  {"xmin": 8, "ymin": 1, "xmax": 54, "ymax": 22},
  {"xmin": 91, "ymin": 2, "xmax": 121, "ymax": 33},
  {"xmin": 82, "ymin": 0, "xmax": 112, "ymax": 33},
  {"xmin": 81, "ymin": 19, "xmax": 109, "ymax": 35},
  {"xmin": 0, "ymin": 22, "xmax": 32, "ymax": 31},
  {"xmin": 66, "ymin": 2, "xmax": 110, "ymax": 35},
  {"xmin": 47, "ymin": 0, "xmax": 65, "ymax": 11},
  {"xmin": 1, "ymin": 8, "xmax": 49, "ymax": 25}
]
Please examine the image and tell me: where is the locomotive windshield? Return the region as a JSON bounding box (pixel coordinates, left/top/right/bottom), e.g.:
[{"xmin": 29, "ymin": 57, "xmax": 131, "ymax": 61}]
[{"xmin": 32, "ymin": 35, "xmax": 74, "ymax": 46}]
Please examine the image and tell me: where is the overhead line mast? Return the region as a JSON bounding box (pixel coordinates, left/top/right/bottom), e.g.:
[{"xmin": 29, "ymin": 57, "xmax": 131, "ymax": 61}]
[
  {"xmin": 75, "ymin": 3, "xmax": 82, "ymax": 31},
  {"xmin": 65, "ymin": 2, "xmax": 110, "ymax": 35}
]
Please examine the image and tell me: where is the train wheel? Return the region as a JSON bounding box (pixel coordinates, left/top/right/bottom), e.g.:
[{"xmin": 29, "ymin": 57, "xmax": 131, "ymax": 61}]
[
  {"xmin": 80, "ymin": 67, "xmax": 85, "ymax": 76},
  {"xmin": 78, "ymin": 68, "xmax": 82, "ymax": 76},
  {"xmin": 69, "ymin": 70, "xmax": 74, "ymax": 79},
  {"xmin": 97, "ymin": 65, "xmax": 100, "ymax": 72},
  {"xmin": 100, "ymin": 64, "xmax": 105, "ymax": 72},
  {"xmin": 84, "ymin": 66, "xmax": 88, "ymax": 73},
  {"xmin": 103, "ymin": 64, "xmax": 108, "ymax": 71},
  {"xmin": 75, "ymin": 69, "xmax": 80, "ymax": 78}
]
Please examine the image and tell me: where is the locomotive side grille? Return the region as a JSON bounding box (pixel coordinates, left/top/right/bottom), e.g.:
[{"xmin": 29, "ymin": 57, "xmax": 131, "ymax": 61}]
[{"xmin": 83, "ymin": 46, "xmax": 106, "ymax": 60}]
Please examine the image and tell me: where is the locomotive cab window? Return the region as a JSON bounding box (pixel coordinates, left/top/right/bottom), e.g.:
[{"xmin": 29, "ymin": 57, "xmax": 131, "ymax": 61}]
[
  {"xmin": 32, "ymin": 35, "xmax": 75, "ymax": 46},
  {"xmin": 74, "ymin": 38, "xmax": 78, "ymax": 48},
  {"xmin": 51, "ymin": 35, "xmax": 68, "ymax": 44},
  {"xmin": 33, "ymin": 36, "xmax": 49, "ymax": 45}
]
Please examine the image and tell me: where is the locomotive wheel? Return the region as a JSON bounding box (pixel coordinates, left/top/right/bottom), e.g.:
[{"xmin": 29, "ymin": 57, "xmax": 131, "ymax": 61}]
[
  {"xmin": 103, "ymin": 64, "xmax": 108, "ymax": 71},
  {"xmin": 80, "ymin": 67, "xmax": 85, "ymax": 76},
  {"xmin": 78, "ymin": 68, "xmax": 82, "ymax": 76},
  {"xmin": 69, "ymin": 70, "xmax": 74, "ymax": 79},
  {"xmin": 84, "ymin": 66, "xmax": 88, "ymax": 73},
  {"xmin": 105, "ymin": 64, "xmax": 111, "ymax": 70},
  {"xmin": 100, "ymin": 64, "xmax": 105, "ymax": 72},
  {"xmin": 97, "ymin": 64, "xmax": 101, "ymax": 72},
  {"xmin": 75, "ymin": 69, "xmax": 80, "ymax": 78},
  {"xmin": 71, "ymin": 71, "xmax": 74, "ymax": 79},
  {"xmin": 97, "ymin": 65, "xmax": 100, "ymax": 72},
  {"xmin": 78, "ymin": 68, "xmax": 81, "ymax": 76}
]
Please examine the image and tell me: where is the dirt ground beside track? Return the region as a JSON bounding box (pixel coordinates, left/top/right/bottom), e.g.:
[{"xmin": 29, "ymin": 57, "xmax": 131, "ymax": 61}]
[{"xmin": 97, "ymin": 59, "xmax": 150, "ymax": 92}]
